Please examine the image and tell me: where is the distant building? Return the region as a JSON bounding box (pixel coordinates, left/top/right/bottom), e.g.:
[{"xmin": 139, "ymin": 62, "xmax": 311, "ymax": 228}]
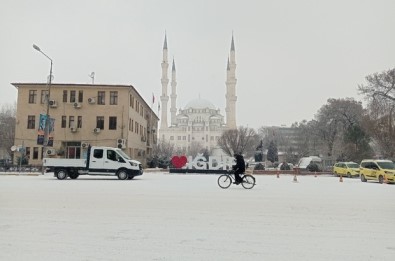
[
  {"xmin": 12, "ymin": 83, "xmax": 158, "ymax": 166},
  {"xmin": 159, "ymin": 34, "xmax": 238, "ymax": 153}
]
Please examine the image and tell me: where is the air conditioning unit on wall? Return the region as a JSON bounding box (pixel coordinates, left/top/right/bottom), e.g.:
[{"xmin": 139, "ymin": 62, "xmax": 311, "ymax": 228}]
[
  {"xmin": 81, "ymin": 142, "xmax": 90, "ymax": 149},
  {"xmin": 70, "ymin": 127, "xmax": 77, "ymax": 132},
  {"xmin": 73, "ymin": 102, "xmax": 82, "ymax": 108},
  {"xmin": 88, "ymin": 98, "xmax": 96, "ymax": 104},
  {"xmin": 49, "ymin": 100, "xmax": 57, "ymax": 108},
  {"xmin": 93, "ymin": 128, "xmax": 101, "ymax": 133},
  {"xmin": 117, "ymin": 138, "xmax": 126, "ymax": 149},
  {"xmin": 46, "ymin": 148, "xmax": 56, "ymax": 156}
]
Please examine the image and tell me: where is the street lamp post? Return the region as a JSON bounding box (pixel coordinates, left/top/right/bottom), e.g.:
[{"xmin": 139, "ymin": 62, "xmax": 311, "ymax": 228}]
[{"xmin": 33, "ymin": 44, "xmax": 53, "ymax": 169}]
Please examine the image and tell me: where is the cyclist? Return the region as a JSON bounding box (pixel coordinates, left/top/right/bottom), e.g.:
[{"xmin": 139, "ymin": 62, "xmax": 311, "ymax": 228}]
[{"xmin": 233, "ymin": 153, "xmax": 245, "ymax": 185}]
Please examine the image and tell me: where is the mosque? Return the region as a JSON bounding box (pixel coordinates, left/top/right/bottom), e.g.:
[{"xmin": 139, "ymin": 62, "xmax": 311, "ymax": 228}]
[{"xmin": 158, "ymin": 34, "xmax": 237, "ymax": 154}]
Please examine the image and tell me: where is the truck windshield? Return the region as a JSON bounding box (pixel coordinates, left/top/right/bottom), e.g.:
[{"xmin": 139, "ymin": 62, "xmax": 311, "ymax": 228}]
[{"xmin": 116, "ymin": 150, "xmax": 131, "ymax": 160}]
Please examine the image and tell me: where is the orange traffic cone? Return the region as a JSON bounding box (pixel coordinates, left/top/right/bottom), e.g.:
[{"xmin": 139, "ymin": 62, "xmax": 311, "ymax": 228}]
[
  {"xmin": 293, "ymin": 174, "xmax": 298, "ymax": 183},
  {"xmin": 339, "ymin": 174, "xmax": 343, "ymax": 182}
]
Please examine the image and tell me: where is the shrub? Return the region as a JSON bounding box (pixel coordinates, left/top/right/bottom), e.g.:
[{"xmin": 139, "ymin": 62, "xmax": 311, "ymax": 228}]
[{"xmin": 254, "ymin": 163, "xmax": 265, "ymax": 170}]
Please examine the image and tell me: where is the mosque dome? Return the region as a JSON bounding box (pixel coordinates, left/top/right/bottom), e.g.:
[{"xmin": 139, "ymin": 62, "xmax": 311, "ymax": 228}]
[{"xmin": 184, "ymin": 98, "xmax": 216, "ymax": 110}]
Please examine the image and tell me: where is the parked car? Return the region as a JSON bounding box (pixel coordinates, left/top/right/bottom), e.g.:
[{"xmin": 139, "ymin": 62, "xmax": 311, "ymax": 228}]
[
  {"xmin": 297, "ymin": 156, "xmax": 323, "ymax": 172},
  {"xmin": 359, "ymin": 159, "xmax": 395, "ymax": 184},
  {"xmin": 333, "ymin": 162, "xmax": 360, "ymax": 178}
]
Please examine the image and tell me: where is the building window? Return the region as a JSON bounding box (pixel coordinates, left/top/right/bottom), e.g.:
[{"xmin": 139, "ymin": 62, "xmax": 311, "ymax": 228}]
[
  {"xmin": 27, "ymin": 115, "xmax": 35, "ymax": 129},
  {"xmin": 61, "ymin": 116, "xmax": 66, "ymax": 128},
  {"xmin": 110, "ymin": 91, "xmax": 118, "ymax": 105},
  {"xmin": 130, "ymin": 95, "xmax": 134, "ymax": 108},
  {"xmin": 25, "ymin": 147, "xmax": 31, "ymax": 160},
  {"xmin": 131, "ymin": 119, "xmax": 134, "ymax": 132},
  {"xmin": 69, "ymin": 116, "xmax": 75, "ymax": 128},
  {"xmin": 136, "ymin": 100, "xmax": 139, "ymax": 113},
  {"xmin": 97, "ymin": 116, "xmax": 104, "ymax": 129},
  {"xmin": 183, "ymin": 136, "xmax": 186, "ymax": 140},
  {"xmin": 170, "ymin": 136, "xmax": 174, "ymax": 140},
  {"xmin": 63, "ymin": 90, "xmax": 67, "ymax": 102},
  {"xmin": 77, "ymin": 116, "xmax": 82, "ymax": 128},
  {"xmin": 178, "ymin": 136, "xmax": 181, "ymax": 140},
  {"xmin": 40, "ymin": 90, "xmax": 49, "ymax": 104},
  {"xmin": 135, "ymin": 122, "xmax": 138, "ymax": 134},
  {"xmin": 140, "ymin": 105, "xmax": 143, "ymax": 116},
  {"xmin": 98, "ymin": 91, "xmax": 105, "ymax": 105},
  {"xmin": 33, "ymin": 147, "xmax": 39, "ymax": 160},
  {"xmin": 28, "ymin": 90, "xmax": 37, "ymax": 104},
  {"xmin": 70, "ymin": 91, "xmax": 76, "ymax": 103},
  {"xmin": 78, "ymin": 91, "xmax": 83, "ymax": 103},
  {"xmin": 140, "ymin": 125, "xmax": 143, "ymax": 136},
  {"xmin": 109, "ymin": 116, "xmax": 117, "ymax": 130}
]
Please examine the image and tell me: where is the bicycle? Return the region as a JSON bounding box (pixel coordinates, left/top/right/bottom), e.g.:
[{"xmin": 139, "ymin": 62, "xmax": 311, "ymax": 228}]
[{"xmin": 217, "ymin": 170, "xmax": 256, "ymax": 189}]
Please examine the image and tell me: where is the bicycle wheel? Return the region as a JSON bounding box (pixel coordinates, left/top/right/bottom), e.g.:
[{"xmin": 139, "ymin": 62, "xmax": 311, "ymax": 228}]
[
  {"xmin": 218, "ymin": 174, "xmax": 232, "ymax": 189},
  {"xmin": 242, "ymin": 174, "xmax": 255, "ymax": 189}
]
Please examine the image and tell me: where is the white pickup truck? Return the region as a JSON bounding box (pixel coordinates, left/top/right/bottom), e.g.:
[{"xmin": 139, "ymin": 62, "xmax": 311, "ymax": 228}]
[{"xmin": 43, "ymin": 146, "xmax": 143, "ymax": 180}]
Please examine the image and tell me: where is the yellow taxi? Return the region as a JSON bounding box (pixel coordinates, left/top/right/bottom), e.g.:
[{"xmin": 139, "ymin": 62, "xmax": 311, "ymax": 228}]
[
  {"xmin": 333, "ymin": 162, "xmax": 360, "ymax": 178},
  {"xmin": 360, "ymin": 159, "xmax": 395, "ymax": 184}
]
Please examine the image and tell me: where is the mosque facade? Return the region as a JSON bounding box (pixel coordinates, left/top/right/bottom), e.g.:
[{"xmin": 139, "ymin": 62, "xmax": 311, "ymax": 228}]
[{"xmin": 158, "ymin": 35, "xmax": 237, "ymax": 154}]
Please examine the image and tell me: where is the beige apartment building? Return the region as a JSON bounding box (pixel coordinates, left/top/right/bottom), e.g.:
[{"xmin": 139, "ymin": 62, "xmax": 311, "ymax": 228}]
[{"xmin": 12, "ymin": 83, "xmax": 159, "ymax": 166}]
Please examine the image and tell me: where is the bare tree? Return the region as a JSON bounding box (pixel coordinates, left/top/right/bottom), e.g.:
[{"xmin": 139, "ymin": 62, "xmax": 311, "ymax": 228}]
[
  {"xmin": 363, "ymin": 101, "xmax": 395, "ymax": 158},
  {"xmin": 0, "ymin": 103, "xmax": 16, "ymax": 160},
  {"xmin": 188, "ymin": 141, "xmax": 204, "ymax": 158},
  {"xmin": 217, "ymin": 126, "xmax": 257, "ymax": 156},
  {"xmin": 359, "ymin": 68, "xmax": 395, "ymax": 158},
  {"xmin": 152, "ymin": 139, "xmax": 175, "ymax": 159},
  {"xmin": 358, "ymin": 67, "xmax": 395, "ymax": 102}
]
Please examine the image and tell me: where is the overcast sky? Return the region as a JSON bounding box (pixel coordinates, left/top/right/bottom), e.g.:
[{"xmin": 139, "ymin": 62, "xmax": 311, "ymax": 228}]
[{"xmin": 1, "ymin": 0, "xmax": 394, "ymax": 129}]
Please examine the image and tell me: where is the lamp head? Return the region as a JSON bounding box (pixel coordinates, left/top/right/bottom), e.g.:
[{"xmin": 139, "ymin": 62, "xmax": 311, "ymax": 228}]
[{"xmin": 33, "ymin": 44, "xmax": 41, "ymax": 52}]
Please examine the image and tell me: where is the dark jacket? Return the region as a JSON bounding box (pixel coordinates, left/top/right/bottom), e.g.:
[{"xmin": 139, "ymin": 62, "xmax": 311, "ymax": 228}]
[{"xmin": 233, "ymin": 154, "xmax": 246, "ymax": 172}]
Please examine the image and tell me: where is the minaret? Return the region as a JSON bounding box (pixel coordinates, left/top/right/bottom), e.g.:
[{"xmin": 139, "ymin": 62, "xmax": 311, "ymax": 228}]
[
  {"xmin": 170, "ymin": 58, "xmax": 177, "ymax": 126},
  {"xmin": 160, "ymin": 34, "xmax": 169, "ymax": 130},
  {"xmin": 225, "ymin": 34, "xmax": 237, "ymax": 129}
]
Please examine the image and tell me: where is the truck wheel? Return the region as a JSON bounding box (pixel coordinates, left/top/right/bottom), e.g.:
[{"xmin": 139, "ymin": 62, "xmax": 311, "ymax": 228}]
[
  {"xmin": 117, "ymin": 170, "xmax": 128, "ymax": 180},
  {"xmin": 360, "ymin": 174, "xmax": 367, "ymax": 182},
  {"xmin": 56, "ymin": 169, "xmax": 68, "ymax": 180},
  {"xmin": 127, "ymin": 175, "xmax": 135, "ymax": 180}
]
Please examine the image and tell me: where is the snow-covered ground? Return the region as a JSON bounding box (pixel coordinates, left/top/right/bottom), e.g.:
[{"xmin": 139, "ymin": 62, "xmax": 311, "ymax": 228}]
[{"xmin": 0, "ymin": 173, "xmax": 394, "ymax": 261}]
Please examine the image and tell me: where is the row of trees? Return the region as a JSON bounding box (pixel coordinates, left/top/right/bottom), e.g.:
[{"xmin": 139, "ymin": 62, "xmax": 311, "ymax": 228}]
[{"xmin": 214, "ymin": 67, "xmax": 395, "ymax": 164}]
